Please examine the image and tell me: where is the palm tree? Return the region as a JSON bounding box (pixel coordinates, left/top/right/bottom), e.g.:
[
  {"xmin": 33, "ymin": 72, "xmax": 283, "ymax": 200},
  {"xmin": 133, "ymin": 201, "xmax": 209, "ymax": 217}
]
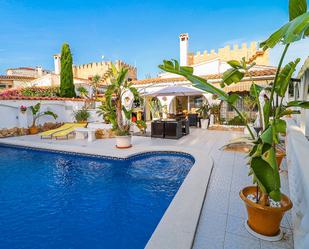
[
  {"xmin": 77, "ymin": 86, "xmax": 89, "ymax": 99},
  {"xmin": 104, "ymin": 63, "xmax": 138, "ymax": 135}
]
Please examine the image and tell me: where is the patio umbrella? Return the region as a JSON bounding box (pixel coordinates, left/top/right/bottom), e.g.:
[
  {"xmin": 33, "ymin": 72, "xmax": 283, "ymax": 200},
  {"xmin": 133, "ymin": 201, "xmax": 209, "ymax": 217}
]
[{"xmin": 144, "ymin": 85, "xmax": 205, "ymax": 97}]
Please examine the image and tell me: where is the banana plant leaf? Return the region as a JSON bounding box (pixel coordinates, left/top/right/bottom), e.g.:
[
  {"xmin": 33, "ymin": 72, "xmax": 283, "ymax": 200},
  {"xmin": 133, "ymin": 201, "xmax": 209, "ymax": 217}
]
[
  {"xmin": 275, "ymin": 59, "xmax": 300, "ymax": 97},
  {"xmin": 30, "ymin": 103, "xmax": 41, "ymax": 115},
  {"xmin": 260, "ymin": 11, "xmax": 309, "ymax": 49},
  {"xmin": 43, "ymin": 111, "xmax": 58, "ymax": 120},
  {"xmin": 274, "ymin": 119, "xmax": 287, "ymax": 134},
  {"xmin": 222, "ymin": 68, "xmax": 244, "ymax": 86},
  {"xmin": 279, "ymin": 108, "xmax": 301, "ymax": 117},
  {"xmin": 227, "ymin": 60, "xmax": 243, "ymax": 69},
  {"xmin": 250, "ymin": 83, "xmax": 264, "ymax": 98},
  {"xmin": 289, "ymin": 0, "xmax": 307, "ymax": 21},
  {"xmin": 122, "ymin": 106, "xmax": 132, "ymax": 120},
  {"xmin": 287, "ymin": 100, "xmax": 309, "ymax": 108},
  {"xmin": 250, "ymin": 153, "xmax": 281, "ymax": 201},
  {"xmin": 263, "ymin": 99, "xmax": 271, "ymax": 127}
]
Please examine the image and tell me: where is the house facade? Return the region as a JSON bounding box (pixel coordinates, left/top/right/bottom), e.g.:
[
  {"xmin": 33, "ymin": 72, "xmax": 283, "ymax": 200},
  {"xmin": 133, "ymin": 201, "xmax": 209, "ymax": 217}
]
[
  {"xmin": 132, "ymin": 33, "xmax": 276, "ymax": 122},
  {"xmin": 0, "ymin": 67, "xmax": 50, "ymax": 90}
]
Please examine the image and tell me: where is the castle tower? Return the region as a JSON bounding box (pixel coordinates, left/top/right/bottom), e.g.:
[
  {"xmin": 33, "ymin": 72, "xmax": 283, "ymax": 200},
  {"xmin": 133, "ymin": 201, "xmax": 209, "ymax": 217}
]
[
  {"xmin": 53, "ymin": 54, "xmax": 61, "ymax": 75},
  {"xmin": 179, "ymin": 33, "xmax": 189, "ymax": 66}
]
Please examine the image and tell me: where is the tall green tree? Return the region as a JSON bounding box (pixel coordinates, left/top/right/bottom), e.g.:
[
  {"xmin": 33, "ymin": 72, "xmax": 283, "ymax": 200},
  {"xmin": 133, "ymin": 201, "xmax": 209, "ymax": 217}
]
[{"xmin": 60, "ymin": 43, "xmax": 76, "ymax": 97}]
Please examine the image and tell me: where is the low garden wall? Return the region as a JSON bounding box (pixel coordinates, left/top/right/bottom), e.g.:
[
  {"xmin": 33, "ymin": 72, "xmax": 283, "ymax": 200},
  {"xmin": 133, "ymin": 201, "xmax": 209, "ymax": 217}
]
[
  {"xmin": 0, "ymin": 122, "xmax": 62, "ymax": 138},
  {"xmin": 286, "ymin": 119, "xmax": 309, "ymax": 249},
  {"xmin": 0, "ymin": 97, "xmax": 102, "ymax": 131}
]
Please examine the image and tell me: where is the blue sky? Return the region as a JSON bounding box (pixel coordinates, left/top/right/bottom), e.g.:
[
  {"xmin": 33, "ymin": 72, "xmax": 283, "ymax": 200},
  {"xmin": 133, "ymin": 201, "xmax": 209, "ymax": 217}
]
[{"xmin": 0, "ymin": 0, "xmax": 307, "ymax": 78}]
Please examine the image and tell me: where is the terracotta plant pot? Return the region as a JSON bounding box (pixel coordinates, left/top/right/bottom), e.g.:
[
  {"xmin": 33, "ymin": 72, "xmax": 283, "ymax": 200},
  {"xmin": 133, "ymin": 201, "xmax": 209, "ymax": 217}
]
[
  {"xmin": 276, "ymin": 151, "xmax": 285, "ymax": 169},
  {"xmin": 29, "ymin": 126, "xmax": 39, "ymax": 135},
  {"xmin": 115, "ymin": 135, "xmax": 132, "ymax": 149},
  {"xmin": 240, "ymin": 186, "xmax": 292, "ymax": 239}
]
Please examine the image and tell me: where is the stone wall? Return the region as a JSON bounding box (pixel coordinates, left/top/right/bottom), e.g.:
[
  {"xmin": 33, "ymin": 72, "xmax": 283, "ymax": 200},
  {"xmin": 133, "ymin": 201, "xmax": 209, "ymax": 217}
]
[
  {"xmin": 188, "ymin": 41, "xmax": 269, "ymax": 66},
  {"xmin": 73, "ymin": 60, "xmax": 137, "ymax": 81},
  {"xmin": 0, "ymin": 122, "xmax": 62, "ymax": 138},
  {"xmin": 0, "ymin": 99, "xmax": 102, "ymax": 129}
]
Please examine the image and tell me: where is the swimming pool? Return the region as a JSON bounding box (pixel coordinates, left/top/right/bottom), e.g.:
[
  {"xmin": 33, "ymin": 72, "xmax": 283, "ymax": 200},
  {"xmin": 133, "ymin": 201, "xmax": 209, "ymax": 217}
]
[{"xmin": 0, "ymin": 145, "xmax": 194, "ymax": 249}]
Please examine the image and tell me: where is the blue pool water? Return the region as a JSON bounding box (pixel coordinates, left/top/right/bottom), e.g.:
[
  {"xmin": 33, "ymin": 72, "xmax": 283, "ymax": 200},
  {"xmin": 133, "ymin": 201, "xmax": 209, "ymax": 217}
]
[{"xmin": 0, "ymin": 145, "xmax": 194, "ymax": 249}]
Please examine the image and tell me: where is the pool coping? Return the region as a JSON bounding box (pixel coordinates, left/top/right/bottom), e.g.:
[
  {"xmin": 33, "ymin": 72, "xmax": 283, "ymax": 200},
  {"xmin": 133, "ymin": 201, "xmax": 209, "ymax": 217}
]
[{"xmin": 0, "ymin": 138, "xmax": 213, "ymax": 249}]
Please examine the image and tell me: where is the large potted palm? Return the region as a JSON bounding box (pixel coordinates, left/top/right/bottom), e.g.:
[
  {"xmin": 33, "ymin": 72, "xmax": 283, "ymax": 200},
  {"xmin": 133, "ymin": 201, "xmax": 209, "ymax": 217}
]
[
  {"xmin": 29, "ymin": 103, "xmax": 58, "ymax": 134},
  {"xmin": 104, "ymin": 63, "xmax": 139, "ymax": 148},
  {"xmin": 159, "ymin": 0, "xmax": 309, "ymax": 240}
]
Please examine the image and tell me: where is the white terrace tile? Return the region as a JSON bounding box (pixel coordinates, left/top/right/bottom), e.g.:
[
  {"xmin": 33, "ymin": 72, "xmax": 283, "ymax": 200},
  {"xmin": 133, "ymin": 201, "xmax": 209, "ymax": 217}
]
[
  {"xmin": 193, "ymin": 211, "xmax": 227, "ymax": 249},
  {"xmin": 260, "ymin": 228, "xmax": 294, "ymax": 249},
  {"xmin": 227, "ymin": 189, "xmax": 247, "ymax": 219},
  {"xmin": 203, "ymin": 187, "xmax": 230, "ymax": 215},
  {"xmin": 226, "ymin": 215, "xmax": 258, "ymax": 240},
  {"xmin": 224, "ymin": 232, "xmax": 261, "ymax": 249},
  {"xmin": 208, "ymin": 164, "xmax": 234, "ymax": 191}
]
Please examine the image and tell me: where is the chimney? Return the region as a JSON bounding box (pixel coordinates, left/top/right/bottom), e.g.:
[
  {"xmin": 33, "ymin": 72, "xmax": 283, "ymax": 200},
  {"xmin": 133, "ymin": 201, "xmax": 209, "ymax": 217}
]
[
  {"xmin": 36, "ymin": 66, "xmax": 43, "ymax": 77},
  {"xmin": 53, "ymin": 54, "xmax": 61, "ymax": 74},
  {"xmin": 179, "ymin": 33, "xmax": 189, "ymax": 66}
]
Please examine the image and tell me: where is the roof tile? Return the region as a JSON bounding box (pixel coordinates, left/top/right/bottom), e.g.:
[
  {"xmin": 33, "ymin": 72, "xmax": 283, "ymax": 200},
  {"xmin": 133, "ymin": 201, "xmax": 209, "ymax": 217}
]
[{"xmin": 132, "ymin": 69, "xmax": 277, "ymax": 85}]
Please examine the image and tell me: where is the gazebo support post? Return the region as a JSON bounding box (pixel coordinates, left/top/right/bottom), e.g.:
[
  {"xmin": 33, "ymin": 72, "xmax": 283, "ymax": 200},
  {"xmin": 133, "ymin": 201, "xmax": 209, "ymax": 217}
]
[{"xmin": 187, "ymin": 96, "xmax": 190, "ymax": 113}]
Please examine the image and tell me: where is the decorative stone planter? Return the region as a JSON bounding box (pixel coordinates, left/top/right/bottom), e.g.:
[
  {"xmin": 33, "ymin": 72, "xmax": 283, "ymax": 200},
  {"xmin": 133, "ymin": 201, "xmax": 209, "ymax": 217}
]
[
  {"xmin": 239, "ymin": 186, "xmax": 292, "ymax": 241},
  {"xmin": 115, "ymin": 135, "xmax": 132, "ymax": 149},
  {"xmin": 29, "ymin": 126, "xmax": 39, "ymax": 135}
]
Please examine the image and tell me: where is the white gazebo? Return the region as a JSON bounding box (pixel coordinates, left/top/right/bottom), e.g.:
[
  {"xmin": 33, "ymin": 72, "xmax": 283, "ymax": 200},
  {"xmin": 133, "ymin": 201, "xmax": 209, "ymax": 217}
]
[{"xmin": 144, "ymin": 85, "xmax": 206, "ymax": 117}]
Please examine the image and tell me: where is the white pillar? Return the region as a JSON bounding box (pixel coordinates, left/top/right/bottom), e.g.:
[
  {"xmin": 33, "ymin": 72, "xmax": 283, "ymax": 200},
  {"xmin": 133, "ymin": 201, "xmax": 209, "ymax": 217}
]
[
  {"xmin": 179, "ymin": 33, "xmax": 189, "ymax": 66},
  {"xmin": 53, "ymin": 54, "xmax": 61, "ymax": 75}
]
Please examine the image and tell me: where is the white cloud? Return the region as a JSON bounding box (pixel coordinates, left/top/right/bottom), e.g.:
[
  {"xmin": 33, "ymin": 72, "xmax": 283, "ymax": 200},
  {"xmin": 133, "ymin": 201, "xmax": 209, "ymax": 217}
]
[{"xmin": 269, "ymin": 39, "xmax": 309, "ymax": 75}]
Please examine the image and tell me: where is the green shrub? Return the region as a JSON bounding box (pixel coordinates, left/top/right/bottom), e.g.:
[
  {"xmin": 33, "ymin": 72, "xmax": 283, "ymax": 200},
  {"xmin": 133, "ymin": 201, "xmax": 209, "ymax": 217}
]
[
  {"xmin": 228, "ymin": 112, "xmax": 249, "ymax": 126},
  {"xmin": 74, "ymin": 108, "xmax": 90, "ymax": 123},
  {"xmin": 21, "ymin": 87, "xmax": 60, "ymax": 97}
]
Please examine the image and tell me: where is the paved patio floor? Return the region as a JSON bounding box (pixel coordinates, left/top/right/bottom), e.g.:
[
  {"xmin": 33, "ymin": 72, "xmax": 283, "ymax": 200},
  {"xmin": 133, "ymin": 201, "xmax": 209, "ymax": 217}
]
[
  {"xmin": 193, "ymin": 134, "xmax": 293, "ymax": 249},
  {"xmin": 0, "ymin": 129, "xmax": 293, "ymax": 249}
]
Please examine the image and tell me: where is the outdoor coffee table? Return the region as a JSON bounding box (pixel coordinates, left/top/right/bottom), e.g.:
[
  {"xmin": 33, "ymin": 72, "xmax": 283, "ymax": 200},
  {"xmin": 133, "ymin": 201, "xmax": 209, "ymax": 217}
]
[{"xmin": 75, "ymin": 127, "xmax": 96, "ymax": 142}]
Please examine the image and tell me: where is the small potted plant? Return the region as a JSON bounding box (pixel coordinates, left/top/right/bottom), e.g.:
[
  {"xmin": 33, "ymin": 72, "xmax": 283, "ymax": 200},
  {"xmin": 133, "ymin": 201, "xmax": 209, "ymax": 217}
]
[
  {"xmin": 196, "ymin": 103, "xmax": 209, "ymax": 129},
  {"xmin": 104, "ymin": 63, "xmax": 139, "ymax": 148},
  {"xmin": 74, "ymin": 108, "xmax": 90, "ymax": 123},
  {"xmin": 29, "ymin": 103, "xmax": 58, "ymax": 134},
  {"xmin": 20, "ymin": 105, "xmax": 27, "ymax": 114}
]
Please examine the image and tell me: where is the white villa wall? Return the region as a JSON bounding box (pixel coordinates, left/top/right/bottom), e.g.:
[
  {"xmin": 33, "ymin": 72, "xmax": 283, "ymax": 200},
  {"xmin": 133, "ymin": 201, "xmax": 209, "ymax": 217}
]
[
  {"xmin": 300, "ymin": 70, "xmax": 309, "ymax": 136},
  {"xmin": 193, "ymin": 59, "xmax": 230, "ymax": 75},
  {"xmin": 159, "ymin": 59, "xmax": 274, "ymax": 79},
  {"xmin": 0, "ymin": 100, "xmax": 101, "ymax": 129},
  {"xmin": 286, "ymin": 119, "xmax": 309, "ymax": 249}
]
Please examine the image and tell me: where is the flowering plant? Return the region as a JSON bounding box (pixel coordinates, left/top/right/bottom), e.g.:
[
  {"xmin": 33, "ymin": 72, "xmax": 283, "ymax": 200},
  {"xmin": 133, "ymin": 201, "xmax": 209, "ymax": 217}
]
[{"xmin": 20, "ymin": 105, "xmax": 27, "ymax": 113}]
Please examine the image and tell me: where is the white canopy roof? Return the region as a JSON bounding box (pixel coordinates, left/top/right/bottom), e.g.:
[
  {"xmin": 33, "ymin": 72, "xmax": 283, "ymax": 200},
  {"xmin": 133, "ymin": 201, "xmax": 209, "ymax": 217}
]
[{"xmin": 144, "ymin": 86, "xmax": 205, "ymax": 97}]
